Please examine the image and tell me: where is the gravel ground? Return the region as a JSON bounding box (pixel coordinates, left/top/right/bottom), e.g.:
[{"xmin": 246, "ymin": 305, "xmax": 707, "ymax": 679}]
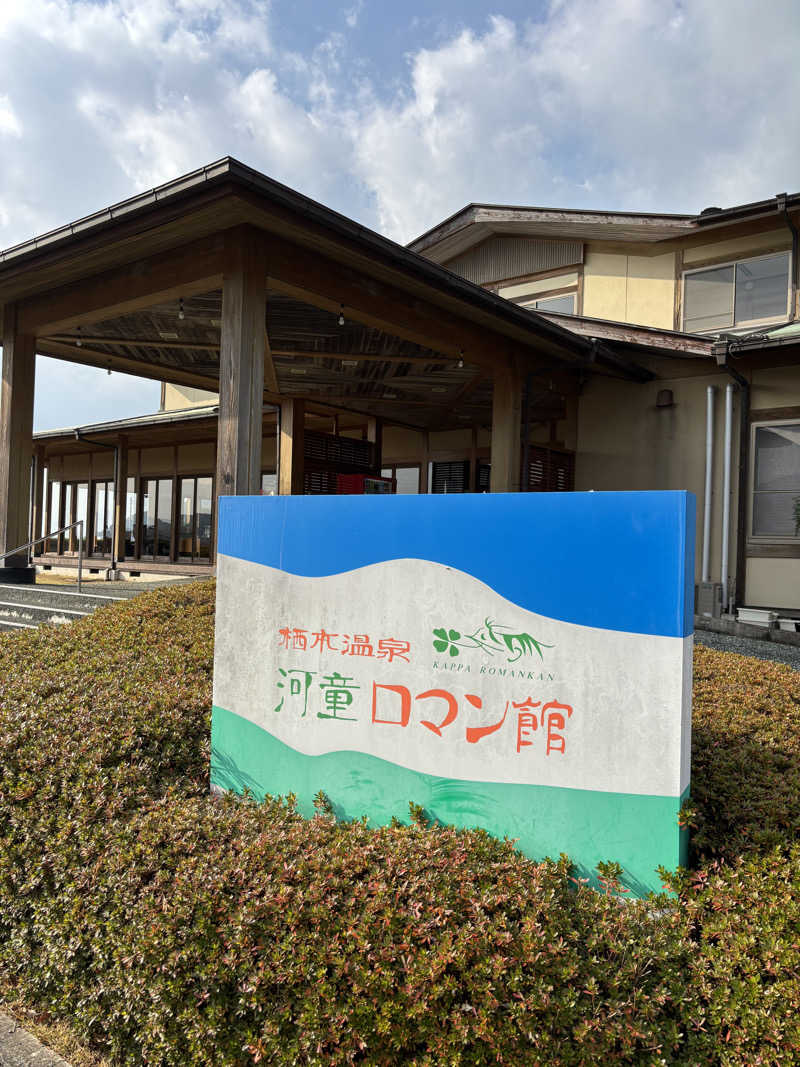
[{"xmin": 694, "ymin": 629, "xmax": 800, "ymax": 671}]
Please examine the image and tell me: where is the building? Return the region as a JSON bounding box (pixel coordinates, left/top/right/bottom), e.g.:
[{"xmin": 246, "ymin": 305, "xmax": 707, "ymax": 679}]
[{"xmin": 2, "ymin": 161, "xmax": 799, "ymax": 612}]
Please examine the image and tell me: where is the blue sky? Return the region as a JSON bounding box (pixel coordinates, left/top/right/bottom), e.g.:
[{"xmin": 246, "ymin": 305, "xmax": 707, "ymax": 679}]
[{"xmin": 0, "ymin": 0, "xmax": 797, "ymax": 430}]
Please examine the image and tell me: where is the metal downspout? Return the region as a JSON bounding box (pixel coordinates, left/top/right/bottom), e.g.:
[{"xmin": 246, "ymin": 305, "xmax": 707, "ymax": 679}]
[
  {"xmin": 712, "ymin": 341, "xmax": 751, "ymax": 609},
  {"xmin": 721, "ymin": 384, "xmax": 734, "ymax": 611},
  {"xmin": 702, "ymin": 386, "xmax": 715, "ymax": 583},
  {"xmin": 777, "ymin": 193, "xmax": 798, "ymax": 321}
]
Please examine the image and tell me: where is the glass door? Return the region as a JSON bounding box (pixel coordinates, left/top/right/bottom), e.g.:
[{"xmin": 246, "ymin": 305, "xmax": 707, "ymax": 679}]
[
  {"xmin": 178, "ymin": 476, "xmax": 214, "ymax": 562},
  {"xmin": 91, "ymin": 481, "xmax": 115, "ymax": 557},
  {"xmin": 139, "ymin": 478, "xmax": 175, "ymax": 561}
]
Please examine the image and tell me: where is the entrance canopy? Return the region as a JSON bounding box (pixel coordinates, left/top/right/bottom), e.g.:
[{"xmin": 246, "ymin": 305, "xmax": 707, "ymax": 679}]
[{"xmin": 0, "ymin": 157, "xmax": 650, "ymax": 566}]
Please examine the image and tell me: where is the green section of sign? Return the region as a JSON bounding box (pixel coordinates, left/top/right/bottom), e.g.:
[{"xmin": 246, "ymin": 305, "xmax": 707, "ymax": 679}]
[{"xmin": 211, "ymin": 704, "xmax": 688, "ymax": 897}]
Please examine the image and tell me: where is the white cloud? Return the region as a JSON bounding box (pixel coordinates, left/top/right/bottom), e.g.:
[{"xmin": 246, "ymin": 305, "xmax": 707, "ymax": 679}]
[
  {"xmin": 344, "ymin": 1, "xmax": 364, "ymax": 30},
  {"xmin": 343, "ymin": 1, "xmax": 800, "ymax": 239},
  {"xmin": 0, "ymin": 95, "xmax": 21, "ymax": 137},
  {"xmin": 33, "ymin": 358, "xmax": 160, "ymax": 433},
  {"xmin": 0, "ymin": 0, "xmax": 798, "ymax": 427}
]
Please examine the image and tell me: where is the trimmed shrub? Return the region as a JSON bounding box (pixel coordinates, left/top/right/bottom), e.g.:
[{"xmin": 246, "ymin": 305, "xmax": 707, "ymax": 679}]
[{"xmin": 0, "ymin": 583, "xmax": 798, "ymax": 1064}]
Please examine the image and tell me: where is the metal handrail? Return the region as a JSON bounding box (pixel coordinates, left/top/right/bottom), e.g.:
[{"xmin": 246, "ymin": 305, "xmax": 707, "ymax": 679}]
[{"xmin": 1, "ymin": 520, "xmax": 85, "ymax": 592}]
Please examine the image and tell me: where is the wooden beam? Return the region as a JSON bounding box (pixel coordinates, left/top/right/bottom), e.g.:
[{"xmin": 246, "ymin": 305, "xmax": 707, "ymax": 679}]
[
  {"xmin": 279, "ymin": 397, "xmax": 305, "ymax": 495},
  {"xmin": 0, "ymin": 304, "xmax": 36, "ymax": 563},
  {"xmin": 36, "ymin": 338, "xmax": 223, "ymax": 394},
  {"xmin": 216, "ymin": 227, "xmax": 267, "ymax": 498},
  {"xmin": 48, "ymin": 335, "xmax": 221, "ymax": 352},
  {"xmin": 272, "ymin": 349, "xmax": 454, "ymax": 366},
  {"xmin": 18, "ymin": 232, "xmax": 226, "ymax": 336},
  {"xmin": 263, "ymin": 233, "xmax": 576, "ymax": 371},
  {"xmin": 490, "ymin": 356, "xmax": 523, "ymax": 493}
]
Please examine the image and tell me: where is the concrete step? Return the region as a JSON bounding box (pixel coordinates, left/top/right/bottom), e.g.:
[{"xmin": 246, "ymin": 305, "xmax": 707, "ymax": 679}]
[
  {"xmin": 0, "ymin": 618, "xmax": 38, "ymax": 633},
  {"xmin": 0, "ymin": 584, "xmax": 126, "ymax": 615},
  {"xmin": 0, "ymin": 600, "xmax": 90, "ymax": 627}
]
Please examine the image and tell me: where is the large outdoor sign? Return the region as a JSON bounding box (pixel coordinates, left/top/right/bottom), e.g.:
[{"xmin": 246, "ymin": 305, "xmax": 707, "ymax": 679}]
[{"xmin": 212, "ymin": 492, "xmax": 694, "ymax": 896}]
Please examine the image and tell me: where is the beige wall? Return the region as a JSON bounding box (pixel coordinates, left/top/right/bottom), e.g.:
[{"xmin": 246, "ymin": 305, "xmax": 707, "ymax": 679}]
[
  {"xmin": 163, "ymin": 384, "xmax": 218, "ymax": 411},
  {"xmin": 575, "ymin": 370, "xmax": 741, "ymax": 595},
  {"xmin": 577, "ymin": 363, "xmax": 800, "ymax": 610},
  {"xmin": 582, "ymin": 251, "xmax": 675, "ymax": 329},
  {"xmin": 750, "ymin": 365, "xmax": 800, "ymax": 410},
  {"xmin": 746, "ymin": 559, "xmax": 800, "ymax": 609},
  {"xmin": 683, "ymin": 228, "xmax": 788, "ymax": 267},
  {"xmin": 178, "ymin": 443, "xmax": 215, "ymax": 472}
]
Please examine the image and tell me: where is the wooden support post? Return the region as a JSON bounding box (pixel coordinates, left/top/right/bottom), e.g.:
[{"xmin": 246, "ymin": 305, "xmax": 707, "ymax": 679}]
[
  {"xmin": 0, "ymin": 305, "xmax": 36, "ymax": 567},
  {"xmin": 420, "ymin": 432, "xmax": 430, "ymax": 494},
  {"xmin": 367, "ymin": 416, "xmax": 383, "ymax": 471},
  {"xmin": 31, "ymin": 447, "xmax": 46, "ymax": 555},
  {"xmin": 490, "ymin": 357, "xmax": 523, "ymax": 493},
  {"xmin": 114, "ymin": 435, "xmax": 129, "ymax": 562},
  {"xmin": 216, "ymin": 228, "xmax": 267, "ymax": 509},
  {"xmin": 279, "ymin": 398, "xmax": 305, "ymax": 495}
]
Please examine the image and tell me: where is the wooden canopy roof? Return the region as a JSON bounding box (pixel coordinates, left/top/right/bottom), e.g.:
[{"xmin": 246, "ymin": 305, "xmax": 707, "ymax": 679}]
[{"xmin": 0, "ymin": 157, "xmax": 652, "ymax": 433}]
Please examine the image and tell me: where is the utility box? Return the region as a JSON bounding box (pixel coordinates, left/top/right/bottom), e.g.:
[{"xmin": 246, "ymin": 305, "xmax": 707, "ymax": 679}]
[{"xmin": 697, "ymin": 581, "xmax": 723, "ymax": 618}]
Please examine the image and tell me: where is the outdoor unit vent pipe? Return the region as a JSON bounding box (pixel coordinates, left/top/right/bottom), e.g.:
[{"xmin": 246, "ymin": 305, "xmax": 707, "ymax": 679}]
[
  {"xmin": 720, "ymin": 384, "xmax": 734, "ymax": 612},
  {"xmin": 702, "ymin": 385, "xmax": 715, "ymax": 583}
]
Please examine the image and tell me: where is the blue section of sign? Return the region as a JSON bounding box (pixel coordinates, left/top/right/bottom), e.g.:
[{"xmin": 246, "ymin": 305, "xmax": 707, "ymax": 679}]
[{"xmin": 218, "ymin": 492, "xmax": 695, "ymax": 638}]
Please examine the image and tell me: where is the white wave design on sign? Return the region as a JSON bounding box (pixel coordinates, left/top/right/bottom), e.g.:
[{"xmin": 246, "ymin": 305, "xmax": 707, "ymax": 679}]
[{"xmin": 213, "ymin": 554, "xmax": 691, "ymax": 797}]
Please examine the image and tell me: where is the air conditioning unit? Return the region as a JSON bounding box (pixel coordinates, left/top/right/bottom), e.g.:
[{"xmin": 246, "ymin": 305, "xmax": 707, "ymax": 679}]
[{"xmin": 696, "ymin": 582, "xmax": 723, "ymax": 619}]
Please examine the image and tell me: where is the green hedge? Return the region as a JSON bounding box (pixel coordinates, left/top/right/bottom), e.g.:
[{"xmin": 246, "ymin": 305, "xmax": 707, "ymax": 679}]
[{"xmin": 0, "ymin": 583, "xmax": 799, "ymax": 1064}]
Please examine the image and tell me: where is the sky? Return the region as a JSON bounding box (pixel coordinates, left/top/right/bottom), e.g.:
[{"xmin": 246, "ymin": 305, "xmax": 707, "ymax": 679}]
[{"xmin": 0, "ymin": 0, "xmax": 797, "ymax": 430}]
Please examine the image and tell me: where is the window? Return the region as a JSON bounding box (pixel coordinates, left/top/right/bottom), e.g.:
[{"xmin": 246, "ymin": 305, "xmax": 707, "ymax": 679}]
[
  {"xmin": 683, "ymin": 252, "xmax": 790, "ymax": 333},
  {"xmin": 178, "ymin": 476, "xmax": 213, "ymax": 561},
  {"xmin": 381, "ymin": 465, "xmax": 421, "ymax": 494},
  {"xmin": 91, "ymin": 481, "xmax": 115, "ymax": 557},
  {"xmin": 526, "ymin": 447, "xmax": 575, "ymax": 492},
  {"xmin": 124, "ymin": 478, "xmax": 137, "ymax": 557},
  {"xmin": 524, "ymin": 293, "xmax": 577, "ymax": 315},
  {"xmin": 46, "ymin": 481, "xmax": 61, "ymax": 552},
  {"xmin": 141, "ymin": 478, "xmax": 174, "ymax": 559},
  {"xmin": 261, "ymin": 471, "xmax": 277, "ymax": 495},
  {"xmin": 431, "ymin": 460, "xmax": 471, "ymax": 494},
  {"xmin": 752, "ymin": 422, "xmax": 800, "ymax": 539},
  {"xmin": 509, "ymin": 290, "xmax": 577, "ymax": 316},
  {"xmin": 54, "ymin": 481, "xmax": 88, "ymax": 553}
]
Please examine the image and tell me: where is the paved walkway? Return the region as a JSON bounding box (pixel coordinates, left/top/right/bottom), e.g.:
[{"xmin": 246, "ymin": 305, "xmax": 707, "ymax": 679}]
[
  {"xmin": 0, "ymin": 1012, "xmax": 71, "ymax": 1067},
  {"xmin": 694, "ymin": 629, "xmax": 800, "ymax": 671}
]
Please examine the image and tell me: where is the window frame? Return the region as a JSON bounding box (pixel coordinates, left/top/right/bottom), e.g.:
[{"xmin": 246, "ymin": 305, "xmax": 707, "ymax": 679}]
[
  {"xmin": 509, "ymin": 287, "xmax": 578, "ymax": 316},
  {"xmin": 749, "ymin": 418, "xmax": 800, "ymax": 543},
  {"xmin": 380, "ymin": 463, "xmax": 422, "ymax": 494},
  {"xmin": 682, "ymin": 250, "xmax": 791, "ymax": 334}
]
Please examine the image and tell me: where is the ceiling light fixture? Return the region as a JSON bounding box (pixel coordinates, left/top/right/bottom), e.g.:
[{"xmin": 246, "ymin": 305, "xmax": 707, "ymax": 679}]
[
  {"xmin": 457, "ymin": 351, "xmax": 464, "ymax": 368},
  {"xmin": 76, "ymin": 326, "xmax": 82, "ymax": 348},
  {"xmin": 337, "ymin": 304, "xmax": 345, "ymax": 327},
  {"xmin": 178, "ymin": 297, "xmax": 185, "ymax": 321}
]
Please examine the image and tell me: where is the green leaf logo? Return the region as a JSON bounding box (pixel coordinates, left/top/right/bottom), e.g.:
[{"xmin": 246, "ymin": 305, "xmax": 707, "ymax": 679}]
[{"xmin": 432, "ymin": 627, "xmax": 462, "ymax": 657}]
